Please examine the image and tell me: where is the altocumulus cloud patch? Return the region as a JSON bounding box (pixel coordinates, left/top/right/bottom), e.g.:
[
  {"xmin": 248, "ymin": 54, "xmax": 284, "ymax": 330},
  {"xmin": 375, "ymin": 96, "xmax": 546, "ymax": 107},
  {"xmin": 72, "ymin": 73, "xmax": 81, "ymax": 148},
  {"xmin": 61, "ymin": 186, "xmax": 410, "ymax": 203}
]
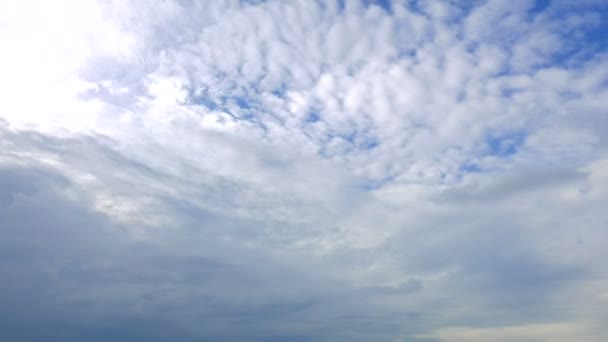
[{"xmin": 1, "ymin": 1, "xmax": 608, "ymax": 341}]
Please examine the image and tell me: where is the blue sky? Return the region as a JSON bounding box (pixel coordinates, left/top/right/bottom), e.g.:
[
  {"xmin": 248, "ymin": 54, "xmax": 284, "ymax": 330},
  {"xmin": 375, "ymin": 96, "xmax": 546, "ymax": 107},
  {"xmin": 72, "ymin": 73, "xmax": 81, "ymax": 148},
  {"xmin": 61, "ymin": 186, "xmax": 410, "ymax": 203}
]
[{"xmin": 1, "ymin": 0, "xmax": 608, "ymax": 341}]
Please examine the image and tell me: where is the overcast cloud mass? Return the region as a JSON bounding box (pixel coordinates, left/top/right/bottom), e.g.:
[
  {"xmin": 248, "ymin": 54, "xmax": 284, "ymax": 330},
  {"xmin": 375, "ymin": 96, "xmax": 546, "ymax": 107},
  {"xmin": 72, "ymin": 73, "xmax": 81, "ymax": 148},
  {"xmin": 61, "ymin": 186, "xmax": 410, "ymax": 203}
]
[{"xmin": 1, "ymin": 0, "xmax": 608, "ymax": 341}]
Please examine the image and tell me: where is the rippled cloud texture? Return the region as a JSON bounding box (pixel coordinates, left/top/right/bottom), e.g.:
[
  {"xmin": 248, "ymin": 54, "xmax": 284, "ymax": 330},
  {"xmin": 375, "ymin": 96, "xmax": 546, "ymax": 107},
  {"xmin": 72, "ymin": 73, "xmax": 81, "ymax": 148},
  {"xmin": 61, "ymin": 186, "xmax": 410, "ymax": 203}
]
[{"xmin": 1, "ymin": 0, "xmax": 608, "ymax": 341}]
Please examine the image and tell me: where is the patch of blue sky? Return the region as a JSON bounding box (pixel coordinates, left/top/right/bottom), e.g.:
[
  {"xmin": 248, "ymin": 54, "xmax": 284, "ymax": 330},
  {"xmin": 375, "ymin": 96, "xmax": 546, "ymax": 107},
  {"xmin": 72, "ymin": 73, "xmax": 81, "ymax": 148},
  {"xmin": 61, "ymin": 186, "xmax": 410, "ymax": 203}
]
[
  {"xmin": 240, "ymin": 0, "xmax": 266, "ymax": 6},
  {"xmin": 461, "ymin": 163, "xmax": 482, "ymax": 174},
  {"xmin": 271, "ymin": 84, "xmax": 286, "ymax": 98},
  {"xmin": 305, "ymin": 112, "xmax": 320, "ymax": 123},
  {"xmin": 450, "ymin": 162, "xmax": 482, "ymax": 183},
  {"xmin": 333, "ymin": 0, "xmax": 392, "ymax": 13},
  {"xmin": 528, "ymin": 0, "xmax": 552, "ymax": 14},
  {"xmin": 233, "ymin": 96, "xmax": 251, "ymax": 110},
  {"xmin": 357, "ymin": 174, "xmax": 396, "ymax": 191},
  {"xmin": 364, "ymin": 0, "xmax": 392, "ymax": 13},
  {"xmin": 541, "ymin": 2, "xmax": 608, "ymax": 67},
  {"xmin": 317, "ymin": 131, "xmax": 377, "ymax": 158},
  {"xmin": 485, "ymin": 131, "xmax": 527, "ymax": 158},
  {"xmin": 341, "ymin": 131, "xmax": 380, "ymax": 151},
  {"xmin": 190, "ymin": 90, "xmax": 249, "ymax": 111},
  {"xmin": 500, "ymin": 87, "xmax": 524, "ymax": 99},
  {"xmin": 359, "ymin": 137, "xmax": 379, "ymax": 150},
  {"xmin": 456, "ymin": 132, "xmax": 526, "ymax": 176},
  {"xmin": 555, "ymin": 30, "xmax": 608, "ymax": 68},
  {"xmin": 402, "ymin": 0, "xmax": 425, "ymax": 16},
  {"xmin": 190, "ymin": 93, "xmax": 265, "ymax": 128},
  {"xmin": 191, "ymin": 96, "xmax": 220, "ymax": 111},
  {"xmin": 342, "ymin": 131, "xmax": 357, "ymax": 145},
  {"xmin": 460, "ymin": 0, "xmax": 608, "ymax": 69}
]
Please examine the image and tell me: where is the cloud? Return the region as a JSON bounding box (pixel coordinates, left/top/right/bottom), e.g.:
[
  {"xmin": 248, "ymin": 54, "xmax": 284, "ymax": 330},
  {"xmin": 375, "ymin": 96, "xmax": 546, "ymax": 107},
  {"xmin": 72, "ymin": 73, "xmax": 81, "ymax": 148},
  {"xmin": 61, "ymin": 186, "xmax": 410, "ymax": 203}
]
[
  {"xmin": 419, "ymin": 322, "xmax": 604, "ymax": 342},
  {"xmin": 1, "ymin": 0, "xmax": 608, "ymax": 340}
]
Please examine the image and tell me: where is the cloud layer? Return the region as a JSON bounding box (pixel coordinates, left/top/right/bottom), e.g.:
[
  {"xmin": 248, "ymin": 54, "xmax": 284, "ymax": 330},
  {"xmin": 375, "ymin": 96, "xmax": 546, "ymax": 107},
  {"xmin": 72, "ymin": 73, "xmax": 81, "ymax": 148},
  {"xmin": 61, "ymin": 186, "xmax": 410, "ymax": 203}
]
[{"xmin": 1, "ymin": 0, "xmax": 608, "ymax": 341}]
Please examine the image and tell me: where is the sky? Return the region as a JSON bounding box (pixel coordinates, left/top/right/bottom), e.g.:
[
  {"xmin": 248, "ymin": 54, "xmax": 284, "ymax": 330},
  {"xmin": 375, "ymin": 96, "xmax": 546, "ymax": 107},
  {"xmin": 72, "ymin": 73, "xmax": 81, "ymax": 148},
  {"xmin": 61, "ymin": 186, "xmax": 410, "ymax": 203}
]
[{"xmin": 1, "ymin": 0, "xmax": 608, "ymax": 341}]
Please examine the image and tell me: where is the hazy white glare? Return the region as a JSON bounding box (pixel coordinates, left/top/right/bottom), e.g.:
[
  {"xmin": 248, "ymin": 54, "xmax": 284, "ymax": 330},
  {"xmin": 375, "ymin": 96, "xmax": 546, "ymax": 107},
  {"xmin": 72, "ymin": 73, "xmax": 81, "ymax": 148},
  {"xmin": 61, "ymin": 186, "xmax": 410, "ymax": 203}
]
[{"xmin": 0, "ymin": 0, "xmax": 134, "ymax": 133}]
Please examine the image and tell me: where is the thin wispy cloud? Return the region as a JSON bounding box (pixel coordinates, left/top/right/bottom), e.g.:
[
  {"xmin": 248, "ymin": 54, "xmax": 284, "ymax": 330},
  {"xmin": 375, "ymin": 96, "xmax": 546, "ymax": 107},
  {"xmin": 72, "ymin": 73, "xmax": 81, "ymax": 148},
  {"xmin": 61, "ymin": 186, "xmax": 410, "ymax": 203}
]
[{"xmin": 1, "ymin": 0, "xmax": 607, "ymax": 341}]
